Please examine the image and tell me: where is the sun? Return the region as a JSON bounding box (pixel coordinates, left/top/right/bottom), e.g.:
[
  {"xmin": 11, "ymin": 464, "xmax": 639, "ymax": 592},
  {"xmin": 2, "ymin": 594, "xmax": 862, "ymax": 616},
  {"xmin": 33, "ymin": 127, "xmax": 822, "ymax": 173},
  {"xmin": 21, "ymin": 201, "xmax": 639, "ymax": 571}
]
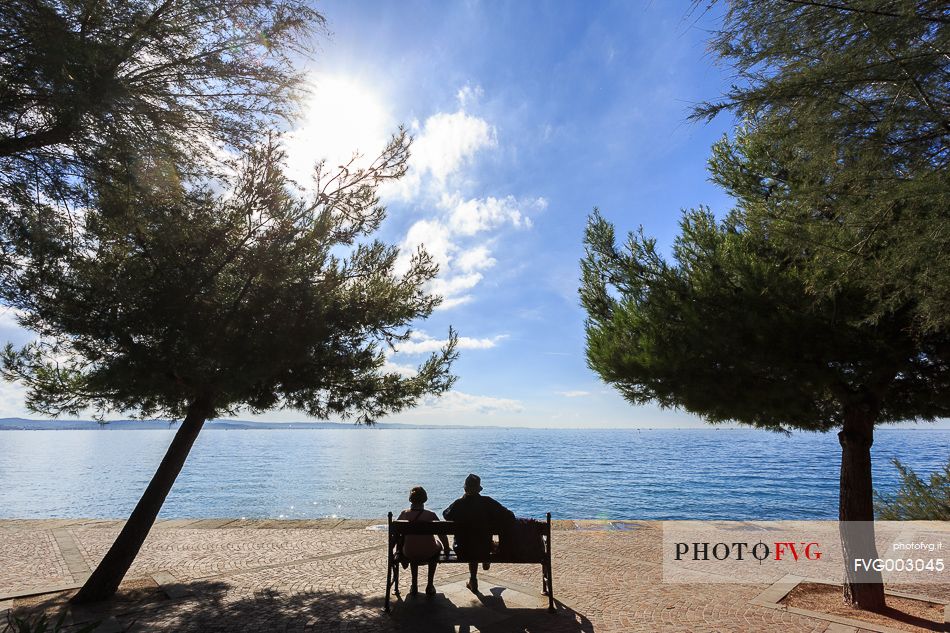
[{"xmin": 284, "ymin": 73, "xmax": 394, "ymax": 186}]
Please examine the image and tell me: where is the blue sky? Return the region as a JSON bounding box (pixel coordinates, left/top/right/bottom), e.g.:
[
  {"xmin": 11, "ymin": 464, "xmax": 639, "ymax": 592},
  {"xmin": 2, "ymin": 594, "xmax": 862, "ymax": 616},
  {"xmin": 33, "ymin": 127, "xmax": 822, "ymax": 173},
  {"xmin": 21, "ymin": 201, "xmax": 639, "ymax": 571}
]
[
  {"xmin": 2, "ymin": 2, "xmax": 940, "ymax": 428},
  {"xmin": 295, "ymin": 1, "xmax": 736, "ymax": 427}
]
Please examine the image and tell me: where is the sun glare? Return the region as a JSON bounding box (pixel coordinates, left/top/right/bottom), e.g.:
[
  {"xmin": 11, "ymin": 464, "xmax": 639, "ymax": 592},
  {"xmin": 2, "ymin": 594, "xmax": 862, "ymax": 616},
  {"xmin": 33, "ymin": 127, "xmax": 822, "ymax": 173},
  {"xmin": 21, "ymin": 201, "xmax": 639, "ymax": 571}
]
[{"xmin": 284, "ymin": 74, "xmax": 394, "ymax": 186}]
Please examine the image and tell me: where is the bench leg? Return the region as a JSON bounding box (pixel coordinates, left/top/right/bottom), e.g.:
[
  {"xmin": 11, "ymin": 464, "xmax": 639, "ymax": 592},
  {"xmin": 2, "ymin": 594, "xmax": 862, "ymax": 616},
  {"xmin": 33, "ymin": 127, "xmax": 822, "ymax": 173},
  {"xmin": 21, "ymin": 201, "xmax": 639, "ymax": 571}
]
[
  {"xmin": 545, "ymin": 559, "xmax": 555, "ymax": 614},
  {"xmin": 393, "ymin": 560, "xmax": 400, "ymax": 596},
  {"xmin": 385, "ymin": 560, "xmax": 392, "ymax": 612}
]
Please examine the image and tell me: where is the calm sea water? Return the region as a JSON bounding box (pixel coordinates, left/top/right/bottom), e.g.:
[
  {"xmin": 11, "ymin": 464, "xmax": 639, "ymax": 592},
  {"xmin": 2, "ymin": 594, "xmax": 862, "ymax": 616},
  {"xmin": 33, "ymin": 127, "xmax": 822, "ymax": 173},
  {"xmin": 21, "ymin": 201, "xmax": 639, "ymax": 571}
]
[{"xmin": 0, "ymin": 428, "xmax": 947, "ymax": 520}]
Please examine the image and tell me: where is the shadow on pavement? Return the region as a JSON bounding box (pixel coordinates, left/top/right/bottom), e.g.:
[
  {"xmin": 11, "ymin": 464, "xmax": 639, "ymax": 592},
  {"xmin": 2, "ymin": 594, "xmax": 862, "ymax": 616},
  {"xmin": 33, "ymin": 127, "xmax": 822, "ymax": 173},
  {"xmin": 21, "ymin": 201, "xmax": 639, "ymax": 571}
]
[
  {"xmin": 386, "ymin": 581, "xmax": 595, "ymax": 633},
  {"xmin": 44, "ymin": 578, "xmax": 598, "ymax": 632}
]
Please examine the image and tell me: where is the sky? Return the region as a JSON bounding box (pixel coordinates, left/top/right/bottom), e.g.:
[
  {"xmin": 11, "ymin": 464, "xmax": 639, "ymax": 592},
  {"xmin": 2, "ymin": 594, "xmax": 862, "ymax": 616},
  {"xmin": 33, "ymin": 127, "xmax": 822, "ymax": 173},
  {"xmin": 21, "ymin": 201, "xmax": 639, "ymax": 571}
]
[
  {"xmin": 283, "ymin": 1, "xmax": 736, "ymax": 428},
  {"xmin": 1, "ymin": 2, "xmax": 941, "ymax": 429}
]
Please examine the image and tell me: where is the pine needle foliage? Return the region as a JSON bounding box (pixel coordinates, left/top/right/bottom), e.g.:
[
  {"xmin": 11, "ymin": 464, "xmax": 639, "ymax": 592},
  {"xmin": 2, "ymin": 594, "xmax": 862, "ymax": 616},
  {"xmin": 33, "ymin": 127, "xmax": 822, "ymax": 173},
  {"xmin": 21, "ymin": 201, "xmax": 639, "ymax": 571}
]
[
  {"xmin": 693, "ymin": 0, "xmax": 950, "ymax": 333},
  {"xmin": 876, "ymin": 457, "xmax": 950, "ymax": 520},
  {"xmin": 2, "ymin": 131, "xmax": 458, "ymax": 423}
]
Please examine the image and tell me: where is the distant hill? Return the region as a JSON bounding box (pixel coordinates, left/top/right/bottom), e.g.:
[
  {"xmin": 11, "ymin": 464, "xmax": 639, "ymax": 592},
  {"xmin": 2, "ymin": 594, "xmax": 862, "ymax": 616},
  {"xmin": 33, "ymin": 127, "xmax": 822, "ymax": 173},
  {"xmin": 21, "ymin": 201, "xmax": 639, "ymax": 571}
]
[{"xmin": 0, "ymin": 417, "xmax": 493, "ymax": 430}]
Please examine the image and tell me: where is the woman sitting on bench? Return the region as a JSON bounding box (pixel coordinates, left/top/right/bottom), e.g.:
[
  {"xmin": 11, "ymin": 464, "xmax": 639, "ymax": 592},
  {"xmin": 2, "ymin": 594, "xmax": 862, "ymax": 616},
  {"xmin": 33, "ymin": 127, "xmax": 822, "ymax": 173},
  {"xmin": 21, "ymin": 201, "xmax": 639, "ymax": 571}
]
[{"xmin": 396, "ymin": 486, "xmax": 451, "ymax": 597}]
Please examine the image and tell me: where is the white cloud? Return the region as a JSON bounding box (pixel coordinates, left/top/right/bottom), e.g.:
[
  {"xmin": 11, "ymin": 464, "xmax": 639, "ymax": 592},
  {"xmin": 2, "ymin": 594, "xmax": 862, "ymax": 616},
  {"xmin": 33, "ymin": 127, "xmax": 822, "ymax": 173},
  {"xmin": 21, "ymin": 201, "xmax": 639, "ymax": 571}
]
[
  {"xmin": 557, "ymin": 390, "xmax": 592, "ymax": 398},
  {"xmin": 428, "ymin": 272, "xmax": 482, "ymax": 299},
  {"xmin": 382, "ymin": 360, "xmax": 417, "ymax": 378},
  {"xmin": 400, "ymin": 219, "xmax": 454, "ymax": 272},
  {"xmin": 384, "ymin": 90, "xmax": 547, "ymax": 311},
  {"xmin": 444, "ymin": 194, "xmax": 528, "ymax": 236},
  {"xmin": 456, "ymin": 84, "xmax": 484, "ymax": 108},
  {"xmin": 411, "ymin": 110, "xmax": 496, "ymax": 184},
  {"xmin": 435, "ymin": 295, "xmax": 474, "ymax": 311},
  {"xmin": 384, "ymin": 109, "xmax": 496, "ymax": 203},
  {"xmin": 398, "ymin": 193, "xmax": 545, "ymax": 306},
  {"xmin": 288, "ymin": 81, "xmax": 542, "ymax": 313},
  {"xmin": 396, "ymin": 332, "xmax": 507, "ymax": 355},
  {"xmin": 421, "ymin": 390, "xmax": 523, "ymax": 414},
  {"xmin": 456, "ymin": 246, "xmax": 496, "ymax": 272}
]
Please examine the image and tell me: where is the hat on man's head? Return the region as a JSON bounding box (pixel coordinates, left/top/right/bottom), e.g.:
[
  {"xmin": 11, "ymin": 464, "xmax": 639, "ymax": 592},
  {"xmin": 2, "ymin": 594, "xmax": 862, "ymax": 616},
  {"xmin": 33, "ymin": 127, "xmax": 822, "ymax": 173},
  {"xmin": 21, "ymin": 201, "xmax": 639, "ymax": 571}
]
[{"xmin": 464, "ymin": 473, "xmax": 482, "ymax": 493}]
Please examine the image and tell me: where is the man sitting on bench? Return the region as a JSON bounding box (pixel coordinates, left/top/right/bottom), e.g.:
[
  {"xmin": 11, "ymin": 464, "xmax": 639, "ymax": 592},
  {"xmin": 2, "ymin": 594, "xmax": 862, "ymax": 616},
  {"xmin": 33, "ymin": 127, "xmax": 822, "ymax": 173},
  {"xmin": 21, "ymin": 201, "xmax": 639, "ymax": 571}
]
[{"xmin": 442, "ymin": 473, "xmax": 515, "ymax": 593}]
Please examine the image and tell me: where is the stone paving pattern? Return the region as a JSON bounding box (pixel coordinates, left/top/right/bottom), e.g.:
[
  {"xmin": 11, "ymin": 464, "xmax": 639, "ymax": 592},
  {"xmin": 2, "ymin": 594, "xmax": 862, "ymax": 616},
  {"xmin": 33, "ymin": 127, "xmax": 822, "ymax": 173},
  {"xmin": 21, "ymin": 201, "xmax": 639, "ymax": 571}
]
[{"xmin": 1, "ymin": 519, "xmax": 947, "ymax": 632}]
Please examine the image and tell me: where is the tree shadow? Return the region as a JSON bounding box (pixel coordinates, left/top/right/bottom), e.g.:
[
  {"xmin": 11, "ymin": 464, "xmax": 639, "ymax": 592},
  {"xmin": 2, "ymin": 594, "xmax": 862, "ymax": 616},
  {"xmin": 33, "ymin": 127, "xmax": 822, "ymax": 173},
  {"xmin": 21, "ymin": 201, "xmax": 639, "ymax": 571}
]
[
  {"xmin": 875, "ymin": 605, "xmax": 944, "ymax": 632},
  {"xmin": 387, "ymin": 583, "xmax": 595, "ymax": 633},
  {"xmin": 84, "ymin": 577, "xmax": 593, "ymax": 633}
]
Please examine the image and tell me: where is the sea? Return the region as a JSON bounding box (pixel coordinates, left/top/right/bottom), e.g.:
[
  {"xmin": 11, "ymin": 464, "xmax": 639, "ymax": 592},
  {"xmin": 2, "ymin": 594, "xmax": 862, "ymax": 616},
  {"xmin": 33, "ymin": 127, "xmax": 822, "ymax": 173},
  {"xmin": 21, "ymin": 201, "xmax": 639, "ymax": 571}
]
[{"xmin": 0, "ymin": 428, "xmax": 947, "ymax": 521}]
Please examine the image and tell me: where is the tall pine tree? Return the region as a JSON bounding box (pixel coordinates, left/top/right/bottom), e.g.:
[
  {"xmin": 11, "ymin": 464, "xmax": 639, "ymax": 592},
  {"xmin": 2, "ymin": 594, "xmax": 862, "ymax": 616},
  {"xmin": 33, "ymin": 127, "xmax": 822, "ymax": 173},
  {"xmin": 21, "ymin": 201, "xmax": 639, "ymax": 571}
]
[
  {"xmin": 3, "ymin": 132, "xmax": 458, "ymax": 603},
  {"xmin": 581, "ymin": 0, "xmax": 950, "ymax": 609}
]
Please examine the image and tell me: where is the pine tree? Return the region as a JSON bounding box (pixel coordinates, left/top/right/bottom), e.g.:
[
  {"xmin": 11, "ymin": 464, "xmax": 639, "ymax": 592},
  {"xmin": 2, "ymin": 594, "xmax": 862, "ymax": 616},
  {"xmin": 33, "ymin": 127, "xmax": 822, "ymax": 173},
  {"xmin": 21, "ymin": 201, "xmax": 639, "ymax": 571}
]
[
  {"xmin": 2, "ymin": 132, "xmax": 458, "ymax": 603},
  {"xmin": 581, "ymin": 187, "xmax": 950, "ymax": 610}
]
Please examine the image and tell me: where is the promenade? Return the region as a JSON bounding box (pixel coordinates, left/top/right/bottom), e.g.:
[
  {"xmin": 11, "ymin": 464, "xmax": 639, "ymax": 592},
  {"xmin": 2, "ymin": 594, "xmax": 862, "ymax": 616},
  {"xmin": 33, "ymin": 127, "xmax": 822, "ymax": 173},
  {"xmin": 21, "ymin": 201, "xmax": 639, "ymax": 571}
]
[{"xmin": 1, "ymin": 519, "xmax": 947, "ymax": 632}]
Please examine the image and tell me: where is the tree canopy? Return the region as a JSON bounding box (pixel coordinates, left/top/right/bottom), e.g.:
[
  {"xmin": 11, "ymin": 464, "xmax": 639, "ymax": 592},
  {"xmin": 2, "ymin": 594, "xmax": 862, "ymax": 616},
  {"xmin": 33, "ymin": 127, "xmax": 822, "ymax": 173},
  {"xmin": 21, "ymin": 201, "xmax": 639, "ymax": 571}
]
[
  {"xmin": 2, "ymin": 131, "xmax": 457, "ymax": 423},
  {"xmin": 693, "ymin": 0, "xmax": 950, "ymax": 333},
  {"xmin": 582, "ymin": 204, "xmax": 950, "ymax": 434},
  {"xmin": 0, "ymin": 0, "xmax": 322, "ymax": 200}
]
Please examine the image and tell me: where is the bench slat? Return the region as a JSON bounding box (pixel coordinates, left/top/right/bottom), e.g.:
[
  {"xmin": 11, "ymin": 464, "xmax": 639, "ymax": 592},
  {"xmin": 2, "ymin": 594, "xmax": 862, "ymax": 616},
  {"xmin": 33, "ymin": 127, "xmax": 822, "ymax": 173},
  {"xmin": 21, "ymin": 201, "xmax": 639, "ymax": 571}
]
[
  {"xmin": 394, "ymin": 551, "xmax": 545, "ymax": 564},
  {"xmin": 390, "ymin": 519, "xmax": 550, "ymax": 536}
]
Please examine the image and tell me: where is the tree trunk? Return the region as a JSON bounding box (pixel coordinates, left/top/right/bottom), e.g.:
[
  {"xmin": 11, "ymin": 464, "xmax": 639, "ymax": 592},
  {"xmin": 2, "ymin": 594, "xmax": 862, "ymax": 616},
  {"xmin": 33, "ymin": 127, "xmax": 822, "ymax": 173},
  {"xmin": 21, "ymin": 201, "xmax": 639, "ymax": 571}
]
[
  {"xmin": 838, "ymin": 407, "xmax": 885, "ymax": 612},
  {"xmin": 70, "ymin": 396, "xmax": 212, "ymax": 604}
]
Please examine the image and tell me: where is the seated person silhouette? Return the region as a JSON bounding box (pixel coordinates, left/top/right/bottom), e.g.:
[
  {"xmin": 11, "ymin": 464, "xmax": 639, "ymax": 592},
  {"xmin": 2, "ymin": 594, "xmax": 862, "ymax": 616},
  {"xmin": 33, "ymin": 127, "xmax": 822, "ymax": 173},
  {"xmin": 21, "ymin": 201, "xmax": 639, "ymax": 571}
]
[
  {"xmin": 442, "ymin": 473, "xmax": 515, "ymax": 593},
  {"xmin": 397, "ymin": 486, "xmax": 450, "ymax": 597}
]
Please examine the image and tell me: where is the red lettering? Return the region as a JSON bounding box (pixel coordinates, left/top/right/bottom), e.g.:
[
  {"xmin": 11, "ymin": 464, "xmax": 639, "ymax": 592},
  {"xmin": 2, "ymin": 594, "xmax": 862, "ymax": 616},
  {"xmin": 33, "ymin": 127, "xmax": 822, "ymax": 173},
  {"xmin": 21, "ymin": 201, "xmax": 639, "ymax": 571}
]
[{"xmin": 774, "ymin": 542, "xmax": 799, "ymax": 561}]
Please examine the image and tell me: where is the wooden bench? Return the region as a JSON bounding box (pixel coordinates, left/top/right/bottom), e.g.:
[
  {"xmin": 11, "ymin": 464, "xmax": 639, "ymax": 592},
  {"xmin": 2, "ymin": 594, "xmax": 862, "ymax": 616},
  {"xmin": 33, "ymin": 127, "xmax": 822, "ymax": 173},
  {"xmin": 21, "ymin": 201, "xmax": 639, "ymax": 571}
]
[{"xmin": 385, "ymin": 511, "xmax": 555, "ymax": 613}]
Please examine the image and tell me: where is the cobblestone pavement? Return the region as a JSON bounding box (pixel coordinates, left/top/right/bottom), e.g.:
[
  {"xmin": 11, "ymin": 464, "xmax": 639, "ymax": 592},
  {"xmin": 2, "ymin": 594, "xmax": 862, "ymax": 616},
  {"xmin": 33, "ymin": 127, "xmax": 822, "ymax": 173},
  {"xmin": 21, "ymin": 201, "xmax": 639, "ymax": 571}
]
[{"xmin": 1, "ymin": 519, "xmax": 947, "ymax": 632}]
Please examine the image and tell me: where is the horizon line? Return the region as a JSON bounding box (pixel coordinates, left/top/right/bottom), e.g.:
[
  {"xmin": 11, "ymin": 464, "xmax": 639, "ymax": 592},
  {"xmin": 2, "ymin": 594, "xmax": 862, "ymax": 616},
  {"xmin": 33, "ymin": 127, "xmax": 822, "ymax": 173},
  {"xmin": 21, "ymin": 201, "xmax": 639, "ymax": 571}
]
[{"xmin": 1, "ymin": 417, "xmax": 948, "ymax": 431}]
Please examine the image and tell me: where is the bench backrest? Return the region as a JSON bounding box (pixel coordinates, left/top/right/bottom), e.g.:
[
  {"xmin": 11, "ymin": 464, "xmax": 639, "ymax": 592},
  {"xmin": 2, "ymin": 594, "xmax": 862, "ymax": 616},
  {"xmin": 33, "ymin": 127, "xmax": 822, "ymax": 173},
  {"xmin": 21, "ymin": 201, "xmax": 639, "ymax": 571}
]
[
  {"xmin": 387, "ymin": 513, "xmax": 551, "ymax": 537},
  {"xmin": 387, "ymin": 513, "xmax": 552, "ymax": 564},
  {"xmin": 390, "ymin": 520, "xmax": 469, "ymax": 536}
]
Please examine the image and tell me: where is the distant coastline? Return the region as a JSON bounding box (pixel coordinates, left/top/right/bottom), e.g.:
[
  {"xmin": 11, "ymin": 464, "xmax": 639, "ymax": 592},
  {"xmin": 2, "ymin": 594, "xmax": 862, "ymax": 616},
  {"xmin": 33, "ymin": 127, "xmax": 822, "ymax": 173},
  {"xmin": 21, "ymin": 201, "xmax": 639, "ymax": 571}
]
[
  {"xmin": 0, "ymin": 417, "xmax": 487, "ymax": 431},
  {"xmin": 1, "ymin": 417, "xmax": 947, "ymax": 431}
]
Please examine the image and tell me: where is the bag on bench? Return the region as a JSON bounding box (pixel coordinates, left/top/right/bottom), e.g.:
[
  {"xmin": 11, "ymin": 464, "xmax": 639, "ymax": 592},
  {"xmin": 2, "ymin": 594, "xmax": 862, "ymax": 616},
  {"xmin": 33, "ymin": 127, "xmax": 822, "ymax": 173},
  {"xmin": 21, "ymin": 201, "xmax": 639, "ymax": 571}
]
[{"xmin": 497, "ymin": 518, "xmax": 545, "ymax": 562}]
